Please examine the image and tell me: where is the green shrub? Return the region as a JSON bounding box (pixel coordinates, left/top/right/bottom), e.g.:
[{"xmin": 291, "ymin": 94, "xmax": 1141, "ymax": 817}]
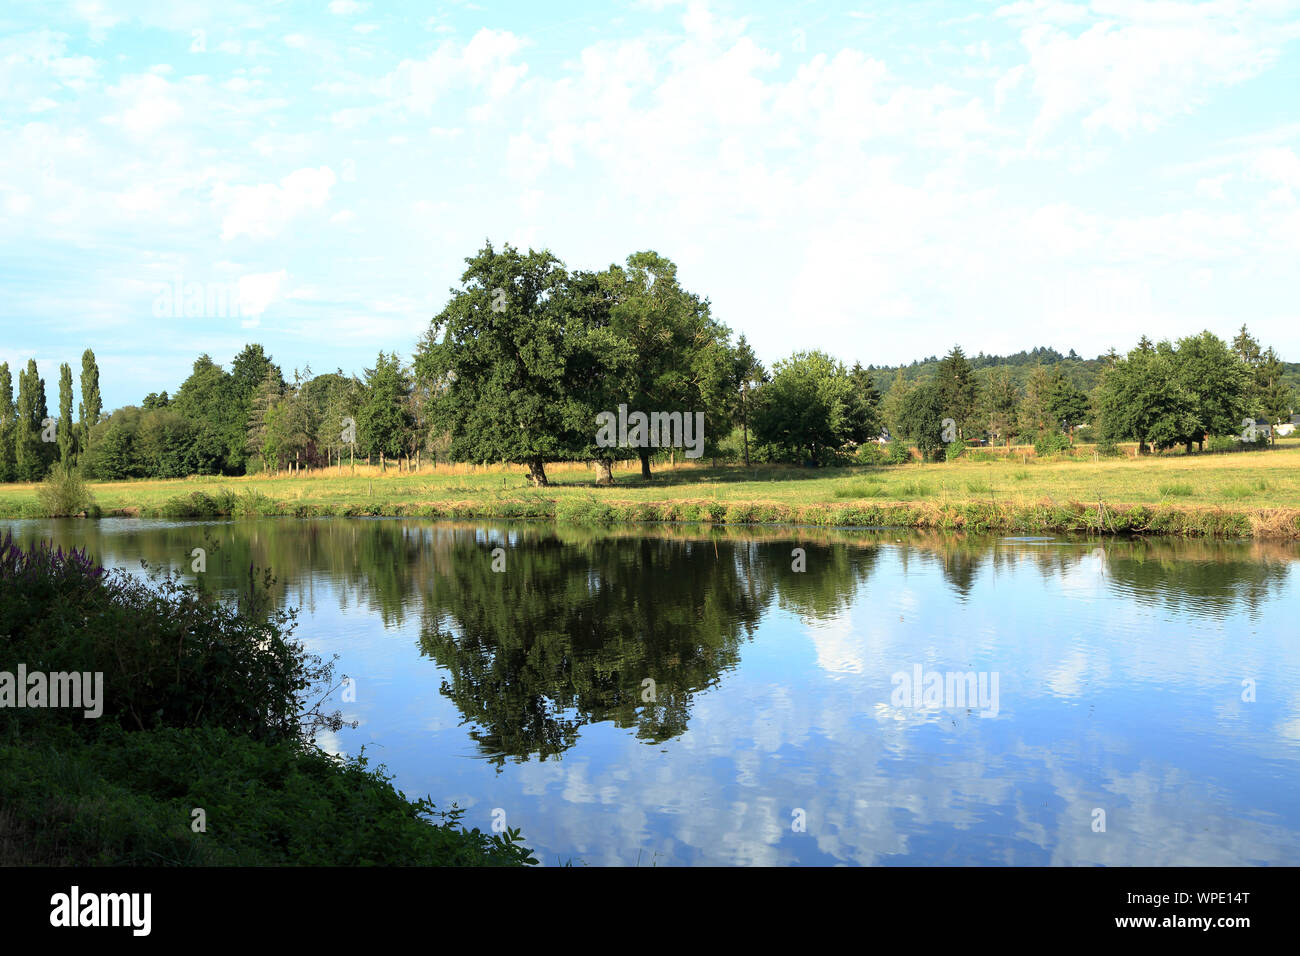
[
  {"xmin": 555, "ymin": 497, "xmax": 615, "ymax": 523},
  {"xmin": 157, "ymin": 489, "xmax": 237, "ymax": 518},
  {"xmin": 234, "ymin": 489, "xmax": 279, "ymax": 516},
  {"xmin": 1033, "ymin": 431, "xmax": 1071, "ymax": 457},
  {"xmin": 36, "ymin": 463, "xmax": 95, "ymax": 518},
  {"xmin": 885, "ymin": 440, "xmax": 912, "ymax": 464},
  {"xmin": 855, "ymin": 443, "xmax": 887, "ymax": 465}
]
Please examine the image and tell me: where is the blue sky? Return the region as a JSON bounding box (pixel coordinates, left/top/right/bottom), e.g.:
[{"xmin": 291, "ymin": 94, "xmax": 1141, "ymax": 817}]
[{"xmin": 2, "ymin": 0, "xmax": 1298, "ymax": 411}]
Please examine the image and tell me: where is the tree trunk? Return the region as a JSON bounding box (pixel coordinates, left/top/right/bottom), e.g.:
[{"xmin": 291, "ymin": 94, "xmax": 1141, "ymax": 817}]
[
  {"xmin": 594, "ymin": 458, "xmax": 615, "ymax": 486},
  {"xmin": 638, "ymin": 448, "xmax": 651, "ymax": 479},
  {"xmin": 526, "ymin": 459, "xmax": 548, "ymax": 487}
]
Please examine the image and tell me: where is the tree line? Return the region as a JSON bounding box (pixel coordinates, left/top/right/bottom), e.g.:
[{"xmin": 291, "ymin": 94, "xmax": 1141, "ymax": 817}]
[
  {"xmin": 0, "ymin": 351, "xmax": 101, "ymax": 483},
  {"xmin": 0, "ymin": 242, "xmax": 1294, "ymax": 484}
]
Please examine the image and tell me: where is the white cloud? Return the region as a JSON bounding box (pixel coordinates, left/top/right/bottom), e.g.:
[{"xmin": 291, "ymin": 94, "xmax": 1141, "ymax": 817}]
[
  {"xmin": 105, "ymin": 73, "xmax": 184, "ymax": 134},
  {"xmin": 1252, "ymin": 146, "xmax": 1300, "ymax": 187},
  {"xmin": 1196, "ymin": 173, "xmax": 1231, "ymax": 199},
  {"xmin": 1003, "ymin": 1, "xmax": 1297, "ymax": 138},
  {"xmin": 214, "ymin": 167, "xmax": 338, "ymax": 240},
  {"xmin": 383, "ymin": 29, "xmax": 529, "ymax": 116},
  {"xmin": 236, "ymin": 269, "xmax": 289, "ymax": 316}
]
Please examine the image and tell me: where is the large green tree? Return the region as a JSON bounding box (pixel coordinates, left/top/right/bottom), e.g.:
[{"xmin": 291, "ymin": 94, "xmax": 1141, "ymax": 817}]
[
  {"xmin": 1168, "ymin": 331, "xmax": 1249, "ymax": 452},
  {"xmin": 897, "ymin": 379, "xmax": 948, "ymax": 461},
  {"xmin": 845, "ymin": 362, "xmax": 882, "ymax": 447},
  {"xmin": 604, "ymin": 251, "xmax": 732, "ymax": 478},
  {"xmin": 1254, "ymin": 347, "xmax": 1294, "ymax": 444},
  {"xmin": 934, "ymin": 345, "xmax": 979, "ymax": 439},
  {"xmin": 1098, "ymin": 342, "xmax": 1197, "ymax": 453},
  {"xmin": 751, "ymin": 350, "xmax": 857, "ymax": 464},
  {"xmin": 1047, "ymin": 371, "xmax": 1091, "ymax": 443},
  {"xmin": 549, "ymin": 267, "xmax": 635, "ymax": 485},
  {"xmin": 357, "ymin": 352, "xmax": 414, "ymax": 464},
  {"xmin": 978, "ymin": 367, "xmax": 1020, "ymax": 447},
  {"xmin": 171, "ymin": 355, "xmax": 243, "ymax": 474},
  {"xmin": 415, "ymin": 243, "xmax": 582, "ymax": 486}
]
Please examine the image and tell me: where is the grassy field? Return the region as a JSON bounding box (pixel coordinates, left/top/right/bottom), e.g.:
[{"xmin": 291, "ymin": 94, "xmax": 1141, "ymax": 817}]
[{"xmin": 2, "ymin": 440, "xmax": 1299, "ymax": 537}]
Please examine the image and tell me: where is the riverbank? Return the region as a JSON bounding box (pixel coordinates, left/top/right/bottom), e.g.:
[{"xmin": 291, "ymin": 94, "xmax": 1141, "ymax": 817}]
[
  {"xmin": 2, "ymin": 442, "xmax": 1299, "ymax": 537},
  {"xmin": 0, "ymin": 533, "xmax": 537, "ymax": 866}
]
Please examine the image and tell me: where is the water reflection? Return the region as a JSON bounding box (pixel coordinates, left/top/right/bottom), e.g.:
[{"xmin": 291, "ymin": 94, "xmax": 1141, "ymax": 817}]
[{"xmin": 3, "ymin": 517, "xmax": 1298, "ymax": 864}]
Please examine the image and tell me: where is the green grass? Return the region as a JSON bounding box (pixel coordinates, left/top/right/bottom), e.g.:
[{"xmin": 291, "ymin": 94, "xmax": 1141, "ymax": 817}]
[
  {"xmin": 0, "ymin": 724, "xmax": 533, "ymax": 866},
  {"xmin": 2, "ymin": 439, "xmax": 1299, "ymax": 536},
  {"xmin": 832, "ymin": 478, "xmax": 887, "ymax": 499}
]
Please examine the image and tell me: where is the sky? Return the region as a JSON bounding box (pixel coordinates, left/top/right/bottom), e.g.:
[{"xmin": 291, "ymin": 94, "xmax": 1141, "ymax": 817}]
[{"xmin": 2, "ymin": 0, "xmax": 1298, "ymax": 411}]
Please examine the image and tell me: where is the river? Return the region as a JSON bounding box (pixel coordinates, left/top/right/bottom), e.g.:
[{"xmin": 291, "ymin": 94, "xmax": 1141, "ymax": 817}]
[{"xmin": 5, "ymin": 517, "xmax": 1298, "ymax": 865}]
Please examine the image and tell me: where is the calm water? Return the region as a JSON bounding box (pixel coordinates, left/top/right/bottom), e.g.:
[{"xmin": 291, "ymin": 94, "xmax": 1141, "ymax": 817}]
[{"xmin": 6, "ymin": 517, "xmax": 1300, "ymax": 866}]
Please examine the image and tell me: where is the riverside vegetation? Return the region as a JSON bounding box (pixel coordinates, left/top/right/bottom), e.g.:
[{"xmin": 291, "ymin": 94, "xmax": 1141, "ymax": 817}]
[
  {"xmin": 0, "ymin": 531, "xmax": 537, "ymax": 865},
  {"xmin": 4, "ymin": 437, "xmax": 1299, "ymax": 538}
]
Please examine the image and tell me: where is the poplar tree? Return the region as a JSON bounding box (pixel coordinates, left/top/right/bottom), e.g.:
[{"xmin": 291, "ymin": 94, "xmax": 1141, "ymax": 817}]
[
  {"xmin": 0, "ymin": 363, "xmax": 14, "ymax": 482},
  {"xmin": 78, "ymin": 349, "xmax": 102, "ymax": 458},
  {"xmin": 58, "ymin": 362, "xmax": 76, "ymax": 464},
  {"xmin": 15, "ymin": 359, "xmax": 51, "ymax": 481}
]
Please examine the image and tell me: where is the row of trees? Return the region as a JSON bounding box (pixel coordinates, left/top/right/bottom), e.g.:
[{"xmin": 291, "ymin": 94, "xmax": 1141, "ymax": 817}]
[
  {"xmin": 0, "ymin": 351, "xmax": 101, "ymax": 482},
  {"xmin": 1092, "ymin": 329, "xmax": 1292, "ymax": 454},
  {"xmin": 1, "ymin": 243, "xmax": 1293, "ymax": 484},
  {"xmin": 84, "ymin": 347, "xmax": 425, "ymax": 480},
  {"xmin": 872, "ymin": 327, "xmax": 1293, "ymax": 461}
]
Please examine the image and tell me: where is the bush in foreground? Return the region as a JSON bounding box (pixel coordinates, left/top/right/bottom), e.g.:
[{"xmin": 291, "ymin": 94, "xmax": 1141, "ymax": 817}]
[{"xmin": 0, "ymin": 533, "xmax": 536, "ymax": 866}]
